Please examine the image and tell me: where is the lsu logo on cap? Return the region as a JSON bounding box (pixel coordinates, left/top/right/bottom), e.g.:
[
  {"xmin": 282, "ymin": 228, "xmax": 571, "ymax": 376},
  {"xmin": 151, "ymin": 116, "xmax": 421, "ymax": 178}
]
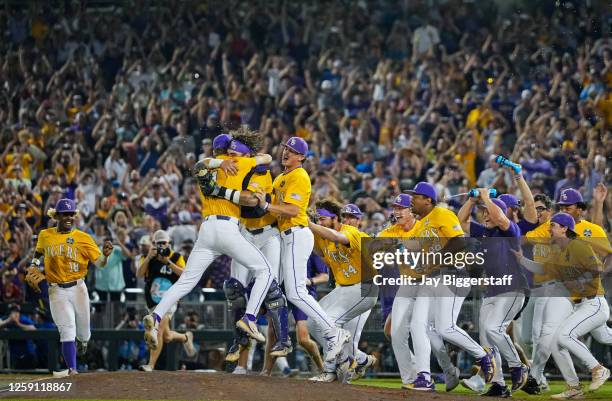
[
  {"xmin": 395, "ymin": 195, "xmax": 402, "ymax": 203},
  {"xmin": 64, "ymin": 201, "xmax": 71, "ymax": 209},
  {"xmin": 561, "ymin": 192, "xmax": 567, "ymax": 201},
  {"xmin": 290, "ymin": 138, "xmax": 296, "ymax": 146}
]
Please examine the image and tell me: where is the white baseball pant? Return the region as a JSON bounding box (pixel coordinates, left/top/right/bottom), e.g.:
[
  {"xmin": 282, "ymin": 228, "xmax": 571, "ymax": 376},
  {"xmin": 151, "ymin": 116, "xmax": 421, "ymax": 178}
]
[
  {"xmin": 307, "ymin": 282, "xmax": 378, "ymax": 372},
  {"xmin": 552, "ymin": 296, "xmax": 610, "ymax": 387},
  {"xmin": 280, "ymin": 227, "xmax": 338, "ymax": 339},
  {"xmin": 231, "ymin": 225, "xmax": 281, "ymax": 286},
  {"xmin": 479, "ymin": 292, "xmax": 525, "ymax": 385},
  {"xmin": 391, "ymin": 285, "xmax": 455, "ymax": 384},
  {"xmin": 48, "ymin": 279, "xmax": 91, "ymax": 342},
  {"xmin": 154, "ymin": 217, "xmax": 272, "ymax": 318},
  {"xmin": 411, "ymin": 282, "xmax": 486, "ymax": 374}
]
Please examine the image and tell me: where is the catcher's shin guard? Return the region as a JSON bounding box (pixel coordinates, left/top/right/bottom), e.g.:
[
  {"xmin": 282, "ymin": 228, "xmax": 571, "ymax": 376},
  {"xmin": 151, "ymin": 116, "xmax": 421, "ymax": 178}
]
[{"xmin": 265, "ymin": 280, "xmax": 289, "ymax": 344}]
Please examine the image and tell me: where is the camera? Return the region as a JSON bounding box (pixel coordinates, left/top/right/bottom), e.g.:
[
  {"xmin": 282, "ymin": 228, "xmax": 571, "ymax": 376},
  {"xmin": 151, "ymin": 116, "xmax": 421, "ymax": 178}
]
[{"xmin": 157, "ymin": 245, "xmax": 171, "ymax": 257}]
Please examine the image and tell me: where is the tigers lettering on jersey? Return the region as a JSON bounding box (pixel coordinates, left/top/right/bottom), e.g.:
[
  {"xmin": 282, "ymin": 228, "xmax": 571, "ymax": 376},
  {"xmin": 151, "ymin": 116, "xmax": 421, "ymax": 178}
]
[
  {"xmin": 201, "ymin": 155, "xmax": 257, "ymax": 218},
  {"xmin": 35, "ymin": 228, "xmax": 101, "ymax": 284},
  {"xmin": 272, "ymin": 167, "xmax": 310, "ymax": 231},
  {"xmin": 314, "ymin": 224, "xmax": 370, "ymax": 286}
]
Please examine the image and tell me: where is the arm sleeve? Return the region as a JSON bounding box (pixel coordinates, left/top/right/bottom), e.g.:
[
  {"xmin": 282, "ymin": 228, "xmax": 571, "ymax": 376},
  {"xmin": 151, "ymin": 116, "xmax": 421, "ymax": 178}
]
[
  {"xmin": 341, "ymin": 227, "xmax": 362, "ymax": 250},
  {"xmin": 501, "ymin": 221, "xmax": 521, "ymax": 238}
]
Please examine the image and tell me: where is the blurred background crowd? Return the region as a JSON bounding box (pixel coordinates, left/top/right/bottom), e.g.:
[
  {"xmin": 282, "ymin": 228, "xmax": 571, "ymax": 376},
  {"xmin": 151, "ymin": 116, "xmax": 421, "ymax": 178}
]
[{"xmin": 0, "ymin": 0, "xmax": 611, "ymax": 372}]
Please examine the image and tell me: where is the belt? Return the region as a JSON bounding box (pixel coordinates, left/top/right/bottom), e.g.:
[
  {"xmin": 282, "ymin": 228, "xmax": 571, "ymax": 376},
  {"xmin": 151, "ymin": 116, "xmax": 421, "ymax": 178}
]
[
  {"xmin": 50, "ymin": 280, "xmax": 79, "ymax": 288},
  {"xmin": 282, "ymin": 226, "xmax": 305, "ymax": 236},
  {"xmin": 204, "ymin": 215, "xmax": 240, "ymax": 225},
  {"xmin": 248, "ymin": 222, "xmax": 278, "ymax": 235},
  {"xmin": 573, "ymin": 295, "xmax": 597, "ymax": 304}
]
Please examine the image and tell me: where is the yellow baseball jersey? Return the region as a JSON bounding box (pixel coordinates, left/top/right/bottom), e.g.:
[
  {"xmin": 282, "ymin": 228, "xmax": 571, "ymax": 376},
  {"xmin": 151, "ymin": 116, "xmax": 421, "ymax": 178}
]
[
  {"xmin": 544, "ymin": 239, "xmax": 604, "ymax": 298},
  {"xmin": 314, "ymin": 224, "xmax": 370, "ymax": 286},
  {"xmin": 272, "ymin": 167, "xmax": 310, "ymax": 231},
  {"xmin": 526, "ymin": 221, "xmax": 555, "ymax": 283},
  {"xmin": 201, "ymin": 155, "xmax": 257, "ymax": 218},
  {"xmin": 574, "ymin": 220, "xmax": 612, "ymax": 256},
  {"xmin": 243, "ymin": 170, "xmax": 277, "ymax": 230},
  {"xmin": 377, "ymin": 221, "xmax": 422, "ymax": 277},
  {"xmin": 35, "ymin": 228, "xmax": 101, "ymax": 284}
]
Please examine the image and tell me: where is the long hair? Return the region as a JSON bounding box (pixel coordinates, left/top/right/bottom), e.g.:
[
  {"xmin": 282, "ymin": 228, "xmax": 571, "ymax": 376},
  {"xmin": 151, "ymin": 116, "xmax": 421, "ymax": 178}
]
[{"xmin": 230, "ymin": 127, "xmax": 264, "ymax": 154}]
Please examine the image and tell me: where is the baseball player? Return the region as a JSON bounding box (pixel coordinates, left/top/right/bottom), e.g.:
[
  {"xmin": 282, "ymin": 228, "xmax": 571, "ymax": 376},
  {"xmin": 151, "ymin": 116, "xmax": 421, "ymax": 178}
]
[
  {"xmin": 515, "ymin": 213, "xmax": 610, "ymax": 399},
  {"xmin": 496, "ymin": 158, "xmax": 539, "ymax": 235},
  {"xmin": 306, "ymin": 199, "xmax": 378, "ymax": 382},
  {"xmin": 25, "ymin": 198, "xmax": 113, "ymax": 376},
  {"xmin": 405, "ymin": 182, "xmax": 495, "ymax": 391},
  {"xmin": 378, "ymin": 194, "xmax": 459, "ymax": 391},
  {"xmin": 144, "ymin": 129, "xmax": 275, "ymax": 349},
  {"xmin": 458, "ymin": 189, "xmax": 530, "ymax": 396},
  {"xmin": 253, "ymin": 137, "xmax": 350, "ymax": 365},
  {"xmin": 137, "ymin": 229, "xmax": 196, "ymax": 372},
  {"xmin": 522, "ymin": 189, "xmax": 612, "ymax": 394}
]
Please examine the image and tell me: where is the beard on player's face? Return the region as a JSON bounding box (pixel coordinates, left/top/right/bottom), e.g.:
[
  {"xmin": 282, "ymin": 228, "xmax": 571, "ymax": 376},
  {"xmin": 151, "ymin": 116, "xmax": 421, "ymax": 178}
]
[
  {"xmin": 317, "ymin": 216, "xmax": 336, "ymax": 228},
  {"xmin": 57, "ymin": 213, "xmax": 76, "ymax": 232}
]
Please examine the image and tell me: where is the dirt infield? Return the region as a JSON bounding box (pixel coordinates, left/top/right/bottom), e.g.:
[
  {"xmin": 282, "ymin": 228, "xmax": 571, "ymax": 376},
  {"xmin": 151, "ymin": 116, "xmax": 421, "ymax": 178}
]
[{"xmin": 0, "ymin": 371, "xmax": 482, "ymax": 401}]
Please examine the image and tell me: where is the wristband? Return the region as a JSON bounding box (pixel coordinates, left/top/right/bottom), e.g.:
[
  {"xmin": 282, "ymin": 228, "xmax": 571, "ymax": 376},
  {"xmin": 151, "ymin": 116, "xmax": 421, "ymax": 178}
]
[
  {"xmin": 262, "ymin": 202, "xmax": 270, "ymax": 211},
  {"xmin": 223, "ymin": 189, "xmax": 241, "ymax": 205},
  {"xmin": 513, "ymin": 174, "xmax": 523, "ymax": 181}
]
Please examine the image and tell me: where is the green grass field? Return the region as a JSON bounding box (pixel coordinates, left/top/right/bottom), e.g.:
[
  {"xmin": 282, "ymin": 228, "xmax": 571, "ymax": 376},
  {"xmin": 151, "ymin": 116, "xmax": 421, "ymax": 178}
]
[{"xmin": 353, "ymin": 377, "xmax": 612, "ymax": 400}]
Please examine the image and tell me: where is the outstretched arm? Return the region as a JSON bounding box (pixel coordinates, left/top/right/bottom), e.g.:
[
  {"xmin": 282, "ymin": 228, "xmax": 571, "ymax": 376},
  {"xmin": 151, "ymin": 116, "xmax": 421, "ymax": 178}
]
[{"xmin": 308, "ymin": 221, "xmax": 350, "ymax": 246}]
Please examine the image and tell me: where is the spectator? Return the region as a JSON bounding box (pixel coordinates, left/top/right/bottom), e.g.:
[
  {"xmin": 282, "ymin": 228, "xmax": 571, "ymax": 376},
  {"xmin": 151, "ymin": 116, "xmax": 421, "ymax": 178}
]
[
  {"xmin": 167, "ymin": 211, "xmax": 197, "ymax": 252},
  {"xmin": 0, "ymin": 304, "xmax": 38, "ymax": 369}
]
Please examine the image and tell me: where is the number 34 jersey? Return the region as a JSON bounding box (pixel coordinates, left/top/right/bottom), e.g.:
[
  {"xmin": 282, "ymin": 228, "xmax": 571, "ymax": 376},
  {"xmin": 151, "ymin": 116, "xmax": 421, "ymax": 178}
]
[
  {"xmin": 35, "ymin": 227, "xmax": 102, "ymax": 284},
  {"xmin": 314, "ymin": 224, "xmax": 371, "ymax": 286}
]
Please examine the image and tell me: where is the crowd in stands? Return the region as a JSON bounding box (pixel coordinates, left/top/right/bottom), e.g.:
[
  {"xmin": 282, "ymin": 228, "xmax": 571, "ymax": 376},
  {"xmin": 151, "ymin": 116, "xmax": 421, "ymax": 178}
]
[{"xmin": 0, "ymin": 0, "xmax": 610, "ymax": 372}]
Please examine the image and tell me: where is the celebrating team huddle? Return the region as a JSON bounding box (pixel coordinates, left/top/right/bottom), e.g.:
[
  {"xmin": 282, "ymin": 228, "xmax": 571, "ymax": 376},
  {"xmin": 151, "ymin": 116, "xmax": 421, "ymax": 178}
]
[{"xmin": 23, "ymin": 127, "xmax": 610, "ymax": 399}]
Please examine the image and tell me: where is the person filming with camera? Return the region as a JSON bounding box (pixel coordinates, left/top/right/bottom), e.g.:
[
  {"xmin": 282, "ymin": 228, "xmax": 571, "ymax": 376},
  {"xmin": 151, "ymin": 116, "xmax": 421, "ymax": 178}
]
[{"xmin": 136, "ymin": 230, "xmax": 196, "ymax": 371}]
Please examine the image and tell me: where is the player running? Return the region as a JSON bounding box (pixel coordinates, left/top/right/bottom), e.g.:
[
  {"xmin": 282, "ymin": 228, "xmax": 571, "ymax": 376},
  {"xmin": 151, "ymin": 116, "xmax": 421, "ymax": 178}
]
[{"xmin": 25, "ymin": 198, "xmax": 113, "ymax": 377}]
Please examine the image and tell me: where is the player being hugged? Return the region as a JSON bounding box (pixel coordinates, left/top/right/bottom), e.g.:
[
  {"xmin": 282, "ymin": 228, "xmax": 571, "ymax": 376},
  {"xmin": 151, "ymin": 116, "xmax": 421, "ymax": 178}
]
[{"xmin": 25, "ymin": 198, "xmax": 113, "ymax": 377}]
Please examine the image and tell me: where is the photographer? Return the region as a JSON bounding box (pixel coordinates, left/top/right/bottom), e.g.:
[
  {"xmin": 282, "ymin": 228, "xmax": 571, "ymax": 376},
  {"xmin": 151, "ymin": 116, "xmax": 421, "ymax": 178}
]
[{"xmin": 136, "ymin": 229, "xmax": 195, "ymax": 372}]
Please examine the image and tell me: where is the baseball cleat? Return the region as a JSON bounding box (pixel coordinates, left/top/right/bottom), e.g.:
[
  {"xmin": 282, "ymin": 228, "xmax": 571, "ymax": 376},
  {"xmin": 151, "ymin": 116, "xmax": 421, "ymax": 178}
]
[
  {"xmin": 143, "ymin": 314, "xmax": 159, "ymax": 350},
  {"xmin": 521, "ymin": 375, "xmax": 541, "ymax": 395},
  {"xmin": 336, "ymin": 356, "xmax": 357, "ymax": 384},
  {"xmin": 183, "ymin": 331, "xmax": 197, "ymax": 357},
  {"xmin": 236, "ymin": 316, "xmax": 266, "ymax": 343},
  {"xmin": 410, "ymin": 372, "xmax": 435, "ymax": 392},
  {"xmin": 309, "ymin": 371, "xmax": 337, "ymax": 382},
  {"xmin": 551, "ymin": 385, "xmax": 584, "ymax": 399},
  {"xmin": 53, "ymin": 369, "xmax": 77, "ymax": 378},
  {"xmin": 139, "ymin": 364, "xmax": 153, "ymax": 372},
  {"xmin": 270, "ymin": 341, "xmax": 293, "ymax": 357},
  {"xmin": 589, "ymin": 365, "xmax": 610, "ymax": 391},
  {"xmin": 77, "ymin": 340, "xmax": 88, "ymax": 357},
  {"xmin": 482, "ymin": 382, "xmax": 511, "ymax": 398},
  {"xmin": 461, "ymin": 374, "xmax": 485, "ymax": 393},
  {"xmin": 401, "ymin": 383, "xmax": 414, "ymax": 390},
  {"xmin": 324, "ymin": 328, "xmax": 351, "ymax": 363},
  {"xmin": 510, "ymin": 364, "xmax": 530, "ymax": 391},
  {"xmin": 352, "ymin": 354, "xmax": 377, "ymax": 381},
  {"xmin": 477, "ymin": 348, "xmax": 496, "ymax": 383},
  {"xmin": 445, "ymin": 366, "xmax": 461, "ymax": 392}
]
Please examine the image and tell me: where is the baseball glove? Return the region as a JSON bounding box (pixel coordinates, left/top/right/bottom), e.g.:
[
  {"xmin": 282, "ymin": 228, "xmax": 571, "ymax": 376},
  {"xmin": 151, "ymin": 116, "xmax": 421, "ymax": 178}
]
[
  {"xmin": 196, "ymin": 169, "xmax": 217, "ymax": 196},
  {"xmin": 25, "ymin": 266, "xmax": 45, "ymax": 293}
]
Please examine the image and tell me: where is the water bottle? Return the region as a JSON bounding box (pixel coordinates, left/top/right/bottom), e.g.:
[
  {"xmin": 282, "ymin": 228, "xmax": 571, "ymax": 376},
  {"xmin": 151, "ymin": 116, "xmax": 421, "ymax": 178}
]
[
  {"xmin": 468, "ymin": 188, "xmax": 498, "ymax": 198},
  {"xmin": 495, "ymin": 155, "xmax": 522, "ymax": 174}
]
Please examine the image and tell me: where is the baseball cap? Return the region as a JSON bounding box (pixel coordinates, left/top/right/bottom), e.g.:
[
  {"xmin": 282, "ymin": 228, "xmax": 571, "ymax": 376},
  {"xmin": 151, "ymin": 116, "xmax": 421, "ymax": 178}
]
[
  {"xmin": 341, "ymin": 204, "xmax": 363, "ymax": 218},
  {"xmin": 153, "ymin": 230, "xmax": 170, "ymax": 244},
  {"xmin": 55, "ymin": 199, "xmax": 77, "ymax": 214},
  {"xmin": 138, "ymin": 235, "xmax": 152, "ymax": 246},
  {"xmin": 550, "ymin": 212, "xmax": 575, "ymax": 233},
  {"xmin": 498, "ymin": 194, "xmax": 520, "ymax": 209},
  {"xmin": 392, "ymin": 194, "xmax": 412, "ymax": 208},
  {"xmin": 556, "ymin": 188, "xmax": 584, "ymax": 206},
  {"xmin": 212, "ymin": 134, "xmax": 231, "ymax": 150},
  {"xmin": 404, "ymin": 182, "xmax": 437, "ymax": 203},
  {"xmin": 283, "ymin": 137, "xmax": 308, "ymax": 155}
]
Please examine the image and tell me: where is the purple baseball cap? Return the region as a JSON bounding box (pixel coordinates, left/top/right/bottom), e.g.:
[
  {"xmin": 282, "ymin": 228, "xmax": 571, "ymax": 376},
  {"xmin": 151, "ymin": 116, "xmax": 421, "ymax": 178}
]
[
  {"xmin": 341, "ymin": 203, "xmax": 363, "ymax": 218},
  {"xmin": 405, "ymin": 182, "xmax": 437, "ymax": 202},
  {"xmin": 392, "ymin": 194, "xmax": 412, "ymax": 208},
  {"xmin": 490, "ymin": 198, "xmax": 508, "ymax": 215},
  {"xmin": 551, "ymin": 212, "xmax": 575, "ymax": 232},
  {"xmin": 557, "ymin": 188, "xmax": 584, "ymax": 206},
  {"xmin": 229, "ymin": 139, "xmax": 252, "ymax": 154},
  {"xmin": 212, "ymin": 134, "xmax": 231, "ymax": 150},
  {"xmin": 55, "ymin": 198, "xmax": 77, "ymax": 214},
  {"xmin": 499, "ymin": 194, "xmax": 520, "ymax": 209},
  {"xmin": 283, "ymin": 136, "xmax": 308, "ymax": 155}
]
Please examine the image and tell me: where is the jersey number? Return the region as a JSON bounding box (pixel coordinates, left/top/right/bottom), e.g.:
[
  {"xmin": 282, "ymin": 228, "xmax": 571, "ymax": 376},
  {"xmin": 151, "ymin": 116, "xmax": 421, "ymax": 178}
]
[
  {"xmin": 69, "ymin": 262, "xmax": 80, "ymax": 273},
  {"xmin": 342, "ymin": 265, "xmax": 357, "ymax": 278},
  {"xmin": 160, "ymin": 265, "xmax": 172, "ymax": 275}
]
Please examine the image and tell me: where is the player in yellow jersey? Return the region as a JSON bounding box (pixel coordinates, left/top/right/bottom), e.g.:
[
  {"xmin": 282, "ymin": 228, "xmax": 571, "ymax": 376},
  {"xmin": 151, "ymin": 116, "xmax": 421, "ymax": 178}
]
[
  {"xmin": 377, "ymin": 194, "xmax": 460, "ymax": 391},
  {"xmin": 253, "ymin": 137, "xmax": 351, "ymax": 368},
  {"xmin": 305, "ymin": 199, "xmax": 377, "ymax": 383},
  {"xmin": 404, "ymin": 182, "xmax": 494, "ymax": 391},
  {"xmin": 515, "ymin": 213, "xmax": 610, "ymax": 398},
  {"xmin": 144, "ymin": 128, "xmax": 275, "ymax": 349},
  {"xmin": 24, "ymin": 198, "xmax": 113, "ymax": 377}
]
